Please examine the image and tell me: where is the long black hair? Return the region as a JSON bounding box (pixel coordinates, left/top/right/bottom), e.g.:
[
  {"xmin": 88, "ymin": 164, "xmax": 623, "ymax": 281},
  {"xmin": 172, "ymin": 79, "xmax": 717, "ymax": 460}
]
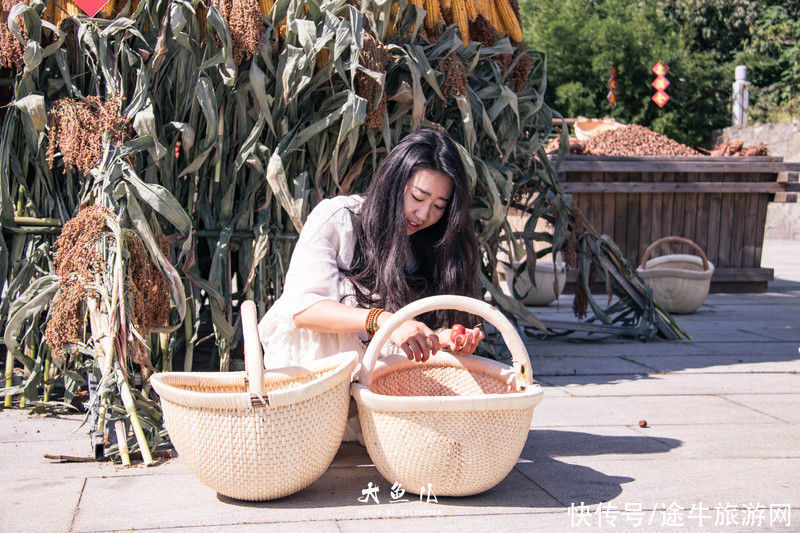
[{"xmin": 345, "ymin": 128, "xmax": 479, "ymax": 328}]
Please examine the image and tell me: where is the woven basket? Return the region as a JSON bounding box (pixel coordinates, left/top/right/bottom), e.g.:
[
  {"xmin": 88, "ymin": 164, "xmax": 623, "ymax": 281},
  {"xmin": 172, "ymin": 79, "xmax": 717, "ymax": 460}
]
[
  {"xmin": 636, "ymin": 237, "xmax": 715, "ymax": 314},
  {"xmin": 500, "ymin": 259, "xmax": 567, "ymax": 306},
  {"xmin": 352, "ymin": 295, "xmax": 544, "ymax": 497},
  {"xmin": 150, "ymin": 301, "xmax": 358, "ymax": 501}
]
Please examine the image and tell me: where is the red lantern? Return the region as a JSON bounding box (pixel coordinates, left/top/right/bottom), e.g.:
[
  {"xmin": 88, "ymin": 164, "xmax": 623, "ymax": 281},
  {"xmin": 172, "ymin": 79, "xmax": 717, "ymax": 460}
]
[
  {"xmin": 651, "ymin": 62, "xmax": 670, "ymax": 108},
  {"xmin": 608, "ymin": 64, "xmax": 618, "ymax": 107}
]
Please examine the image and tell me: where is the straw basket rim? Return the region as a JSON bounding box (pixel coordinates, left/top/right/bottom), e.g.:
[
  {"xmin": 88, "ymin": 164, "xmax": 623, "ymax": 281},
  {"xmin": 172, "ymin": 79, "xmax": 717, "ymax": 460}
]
[
  {"xmin": 352, "ymin": 352, "xmax": 544, "ymax": 412},
  {"xmin": 150, "ymin": 351, "xmax": 358, "ymax": 410},
  {"xmin": 353, "ymin": 295, "xmax": 543, "ymax": 497},
  {"xmin": 637, "ymin": 254, "xmax": 715, "ymax": 281},
  {"xmin": 503, "ymin": 258, "xmax": 567, "ymax": 274}
]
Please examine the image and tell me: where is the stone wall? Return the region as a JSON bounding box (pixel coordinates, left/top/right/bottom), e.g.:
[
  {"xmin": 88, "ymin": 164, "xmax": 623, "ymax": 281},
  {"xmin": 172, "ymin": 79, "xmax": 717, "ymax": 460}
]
[{"xmin": 716, "ymin": 121, "xmax": 800, "ymax": 240}]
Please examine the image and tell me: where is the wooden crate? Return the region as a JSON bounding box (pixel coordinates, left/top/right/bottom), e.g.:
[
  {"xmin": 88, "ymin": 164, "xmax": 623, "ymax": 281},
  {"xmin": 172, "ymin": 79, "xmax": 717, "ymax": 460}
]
[{"xmin": 556, "ymin": 155, "xmax": 800, "ymax": 292}]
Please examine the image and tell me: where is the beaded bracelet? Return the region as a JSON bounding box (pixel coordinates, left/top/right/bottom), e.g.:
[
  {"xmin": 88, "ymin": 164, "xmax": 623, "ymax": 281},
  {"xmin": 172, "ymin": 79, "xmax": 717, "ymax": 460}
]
[{"xmin": 365, "ymin": 307, "xmax": 384, "ymax": 337}]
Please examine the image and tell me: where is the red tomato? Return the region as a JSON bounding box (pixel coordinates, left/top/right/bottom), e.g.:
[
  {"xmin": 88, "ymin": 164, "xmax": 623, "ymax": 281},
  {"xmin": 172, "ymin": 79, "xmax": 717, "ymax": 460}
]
[{"xmin": 450, "ymin": 324, "xmax": 466, "ymax": 344}]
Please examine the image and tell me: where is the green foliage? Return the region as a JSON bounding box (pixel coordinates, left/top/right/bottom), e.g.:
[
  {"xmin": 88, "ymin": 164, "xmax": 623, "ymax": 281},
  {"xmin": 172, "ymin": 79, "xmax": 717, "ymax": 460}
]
[
  {"xmin": 734, "ymin": 3, "xmax": 800, "ymax": 123},
  {"xmin": 661, "ymin": 0, "xmax": 800, "ymax": 124},
  {"xmin": 656, "ymin": 0, "xmax": 755, "ymax": 63},
  {"xmin": 520, "ymin": 0, "xmax": 730, "ymax": 147},
  {"xmin": 521, "ymin": 0, "xmax": 800, "ymax": 146}
]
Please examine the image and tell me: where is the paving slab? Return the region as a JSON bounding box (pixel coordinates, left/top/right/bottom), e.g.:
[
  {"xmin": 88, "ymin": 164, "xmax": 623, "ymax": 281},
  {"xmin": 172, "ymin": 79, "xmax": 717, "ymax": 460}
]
[
  {"xmin": 531, "ymin": 395, "xmax": 781, "ymax": 427},
  {"xmin": 340, "ymin": 507, "xmax": 799, "ymax": 533},
  {"xmin": 694, "ymin": 341, "xmax": 800, "ymax": 357},
  {"xmin": 71, "ymin": 465, "xmax": 559, "ymax": 531},
  {"xmin": 738, "ymin": 325, "xmax": 800, "ymax": 342},
  {"xmin": 0, "ymin": 477, "xmax": 84, "ymax": 533},
  {"xmin": 520, "ymin": 426, "xmax": 677, "ymax": 461},
  {"xmin": 533, "ymin": 384, "xmax": 572, "ymax": 398},
  {"xmin": 704, "ymin": 291, "xmax": 800, "ymax": 305},
  {"xmin": 0, "ymin": 439, "xmax": 187, "ymax": 481},
  {"xmin": 86, "ymin": 521, "xmax": 343, "ymax": 533},
  {"xmin": 516, "ymin": 457, "xmax": 800, "ymax": 510},
  {"xmin": 684, "ymin": 301, "xmax": 800, "ymax": 318},
  {"xmin": 532, "ymin": 356, "xmax": 652, "ymax": 376},
  {"xmin": 719, "ymin": 393, "xmax": 800, "ymax": 424},
  {"xmin": 528, "ymin": 340, "xmax": 718, "ymax": 357},
  {"xmin": 336, "ymin": 512, "xmax": 574, "ymax": 533},
  {"xmin": 678, "ymin": 324, "xmax": 796, "ymax": 343},
  {"xmin": 540, "ymin": 372, "xmax": 800, "ymax": 396},
  {"xmin": 0, "ymin": 410, "xmax": 87, "ymax": 443},
  {"xmin": 626, "ymin": 422, "xmax": 800, "ymax": 460},
  {"xmin": 623, "ymin": 353, "xmax": 800, "ymax": 374}
]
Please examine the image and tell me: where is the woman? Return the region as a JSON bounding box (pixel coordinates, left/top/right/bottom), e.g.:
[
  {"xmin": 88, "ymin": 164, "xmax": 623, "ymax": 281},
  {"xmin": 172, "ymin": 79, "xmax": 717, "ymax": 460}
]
[{"xmin": 258, "ymin": 128, "xmax": 483, "ymax": 370}]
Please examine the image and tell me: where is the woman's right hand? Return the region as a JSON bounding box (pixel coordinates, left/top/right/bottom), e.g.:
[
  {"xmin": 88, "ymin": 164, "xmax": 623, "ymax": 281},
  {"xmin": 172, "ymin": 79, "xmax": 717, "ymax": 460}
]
[{"xmin": 382, "ymin": 314, "xmax": 440, "ymax": 363}]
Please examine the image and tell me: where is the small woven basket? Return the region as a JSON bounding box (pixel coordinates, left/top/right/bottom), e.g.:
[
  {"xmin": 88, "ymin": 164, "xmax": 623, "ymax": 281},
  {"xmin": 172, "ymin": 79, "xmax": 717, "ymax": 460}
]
[
  {"xmin": 636, "ymin": 237, "xmax": 715, "ymax": 314},
  {"xmin": 500, "ymin": 259, "xmax": 567, "ymax": 306},
  {"xmin": 150, "ymin": 301, "xmax": 357, "ymax": 501},
  {"xmin": 352, "ymin": 295, "xmax": 544, "ymax": 497}
]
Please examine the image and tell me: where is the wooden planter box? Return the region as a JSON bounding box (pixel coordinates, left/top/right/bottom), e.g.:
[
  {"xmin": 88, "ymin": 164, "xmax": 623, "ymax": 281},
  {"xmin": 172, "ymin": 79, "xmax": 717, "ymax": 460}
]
[{"xmin": 556, "ymin": 155, "xmax": 800, "ymax": 292}]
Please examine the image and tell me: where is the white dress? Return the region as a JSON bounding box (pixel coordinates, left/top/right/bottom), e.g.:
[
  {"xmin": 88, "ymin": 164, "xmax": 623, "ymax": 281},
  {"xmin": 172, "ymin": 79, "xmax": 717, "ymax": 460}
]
[
  {"xmin": 257, "ymin": 195, "xmax": 369, "ymax": 368},
  {"xmin": 258, "ymin": 195, "xmax": 400, "ymax": 442}
]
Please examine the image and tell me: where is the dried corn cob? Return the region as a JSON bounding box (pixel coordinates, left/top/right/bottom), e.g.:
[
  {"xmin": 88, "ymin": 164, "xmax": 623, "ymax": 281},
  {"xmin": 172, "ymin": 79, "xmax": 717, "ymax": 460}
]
[
  {"xmin": 473, "ymin": 0, "xmax": 489, "ymax": 22},
  {"xmin": 423, "ymin": 0, "xmax": 440, "ymax": 31},
  {"xmin": 451, "ymin": 0, "xmax": 470, "ymax": 44},
  {"xmin": 494, "ymin": 0, "xmax": 521, "ymax": 42},
  {"xmin": 51, "ymin": 0, "xmax": 80, "ymax": 26},
  {"xmin": 258, "ymin": 0, "xmax": 274, "ymax": 16},
  {"xmin": 315, "ymin": 48, "xmax": 329, "ymax": 68},
  {"xmin": 64, "ymin": 0, "xmax": 82, "ymax": 15},
  {"xmin": 488, "ymin": 0, "xmax": 501, "ymax": 29},
  {"xmin": 386, "ymin": 1, "xmax": 399, "ymax": 39},
  {"xmin": 463, "ymin": 0, "xmax": 476, "ymax": 22},
  {"xmin": 98, "ymin": 0, "xmax": 116, "ymax": 18},
  {"xmin": 44, "ymin": 1, "xmax": 55, "ymax": 23},
  {"xmin": 196, "ymin": 4, "xmax": 206, "ymax": 32},
  {"xmin": 114, "ymin": 0, "xmax": 138, "ymax": 15}
]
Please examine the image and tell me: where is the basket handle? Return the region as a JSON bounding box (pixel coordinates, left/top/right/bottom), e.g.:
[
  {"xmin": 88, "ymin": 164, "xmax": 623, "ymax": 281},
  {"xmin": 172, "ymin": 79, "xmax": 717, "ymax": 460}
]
[
  {"xmin": 358, "ymin": 295, "xmax": 533, "ymax": 387},
  {"xmin": 241, "ymin": 300, "xmax": 265, "ymax": 395},
  {"xmin": 640, "ymin": 236, "xmax": 709, "ymax": 271}
]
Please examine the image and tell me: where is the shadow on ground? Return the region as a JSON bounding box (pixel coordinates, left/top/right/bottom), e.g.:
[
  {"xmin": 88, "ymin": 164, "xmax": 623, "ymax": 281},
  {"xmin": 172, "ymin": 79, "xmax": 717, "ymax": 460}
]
[
  {"xmin": 215, "ymin": 429, "xmax": 680, "ymax": 509},
  {"xmin": 514, "ymin": 279, "xmax": 800, "ymax": 387}
]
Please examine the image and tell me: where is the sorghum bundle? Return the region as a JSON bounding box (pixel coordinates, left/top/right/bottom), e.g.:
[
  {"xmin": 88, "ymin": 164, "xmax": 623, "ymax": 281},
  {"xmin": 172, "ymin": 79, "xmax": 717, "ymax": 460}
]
[
  {"xmin": 564, "ymin": 209, "xmax": 588, "ymax": 318},
  {"xmin": 469, "ymin": 14, "xmax": 529, "ymax": 92},
  {"xmin": 46, "ymin": 96, "xmax": 131, "ymax": 176},
  {"xmin": 508, "ymin": 46, "xmax": 531, "ymax": 92},
  {"xmin": 438, "ymin": 51, "xmax": 468, "ymax": 100},
  {"xmin": 125, "ymin": 232, "xmax": 170, "ymax": 332},
  {"xmin": 46, "ymin": 205, "xmax": 111, "ymax": 357},
  {"xmin": 356, "ymin": 35, "xmax": 389, "ymax": 133},
  {"xmin": 209, "ymin": 0, "xmax": 265, "ymax": 64},
  {"xmin": 45, "ymin": 205, "xmax": 170, "ymax": 359},
  {"xmin": 0, "ymin": 0, "xmax": 28, "ymax": 70},
  {"xmin": 470, "ymin": 14, "xmax": 511, "ymax": 71}
]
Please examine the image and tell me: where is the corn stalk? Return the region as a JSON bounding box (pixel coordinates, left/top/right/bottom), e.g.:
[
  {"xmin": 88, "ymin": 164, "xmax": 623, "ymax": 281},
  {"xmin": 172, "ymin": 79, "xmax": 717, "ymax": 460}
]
[{"xmin": 0, "ymin": 0, "xmax": 684, "ymax": 459}]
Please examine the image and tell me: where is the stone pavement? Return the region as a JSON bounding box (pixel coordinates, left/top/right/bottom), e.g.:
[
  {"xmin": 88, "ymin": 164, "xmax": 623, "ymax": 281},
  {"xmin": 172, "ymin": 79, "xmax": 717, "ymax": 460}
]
[{"xmin": 1, "ymin": 239, "xmax": 798, "ymax": 532}]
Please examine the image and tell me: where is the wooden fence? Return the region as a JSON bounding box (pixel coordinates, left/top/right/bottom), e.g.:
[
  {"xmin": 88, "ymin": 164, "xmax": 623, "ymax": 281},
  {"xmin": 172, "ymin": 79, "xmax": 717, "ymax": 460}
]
[{"xmin": 556, "ymin": 155, "xmax": 800, "ymax": 292}]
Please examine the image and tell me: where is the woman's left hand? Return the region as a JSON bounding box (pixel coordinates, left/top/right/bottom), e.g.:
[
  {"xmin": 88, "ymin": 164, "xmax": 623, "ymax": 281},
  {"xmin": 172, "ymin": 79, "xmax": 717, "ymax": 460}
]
[{"xmin": 437, "ymin": 325, "xmax": 484, "ymax": 356}]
